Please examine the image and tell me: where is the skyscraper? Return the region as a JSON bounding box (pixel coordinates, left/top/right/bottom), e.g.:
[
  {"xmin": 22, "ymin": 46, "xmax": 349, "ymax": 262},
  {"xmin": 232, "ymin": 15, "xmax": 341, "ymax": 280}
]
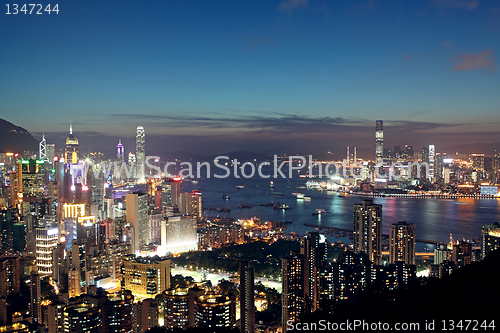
[
  {"xmin": 300, "ymin": 232, "xmax": 327, "ymax": 313},
  {"xmin": 281, "ymin": 253, "xmax": 308, "ymax": 332},
  {"xmin": 65, "ymin": 124, "xmax": 79, "ymax": 165},
  {"xmin": 160, "ymin": 215, "xmax": 198, "ymax": 255},
  {"xmin": 126, "ymin": 191, "xmax": 148, "ymax": 253},
  {"xmin": 389, "ymin": 221, "xmax": 416, "ymax": 265},
  {"xmin": 122, "ymin": 255, "xmax": 170, "ymax": 300},
  {"xmin": 428, "ymin": 145, "xmax": 435, "ymax": 182},
  {"xmin": 353, "ymin": 200, "xmax": 382, "ymax": 265},
  {"xmin": 375, "ymin": 120, "xmax": 383, "ymax": 164},
  {"xmin": 116, "ymin": 139, "xmax": 124, "ymax": 162},
  {"xmin": 239, "ymin": 261, "xmax": 255, "ymax": 333},
  {"xmin": 136, "ymin": 126, "xmax": 145, "ymax": 183},
  {"xmin": 194, "ymin": 295, "xmax": 235, "ymax": 329}
]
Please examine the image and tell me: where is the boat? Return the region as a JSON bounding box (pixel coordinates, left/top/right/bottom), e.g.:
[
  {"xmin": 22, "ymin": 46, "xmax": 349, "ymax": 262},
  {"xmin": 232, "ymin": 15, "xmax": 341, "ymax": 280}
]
[
  {"xmin": 272, "ymin": 192, "xmax": 283, "ymax": 196},
  {"xmin": 312, "ymin": 209, "xmax": 327, "ymax": 215},
  {"xmin": 296, "ymin": 194, "xmax": 304, "ymax": 199},
  {"xmin": 273, "ymin": 202, "xmax": 291, "ymax": 210},
  {"xmin": 236, "ymin": 185, "xmax": 245, "ymax": 189},
  {"xmin": 292, "ymin": 191, "xmax": 301, "ymax": 195},
  {"xmin": 260, "ymin": 202, "xmax": 274, "ymax": 207},
  {"xmin": 191, "ymin": 180, "xmax": 199, "ymax": 184},
  {"xmin": 222, "ymin": 193, "xmax": 230, "ymax": 200},
  {"xmin": 304, "ymin": 196, "xmax": 311, "ymax": 201},
  {"xmin": 270, "ymin": 181, "xmax": 274, "ymax": 188},
  {"xmin": 218, "ymin": 204, "xmax": 231, "ymax": 212},
  {"xmin": 239, "ymin": 202, "xmax": 251, "ymax": 209}
]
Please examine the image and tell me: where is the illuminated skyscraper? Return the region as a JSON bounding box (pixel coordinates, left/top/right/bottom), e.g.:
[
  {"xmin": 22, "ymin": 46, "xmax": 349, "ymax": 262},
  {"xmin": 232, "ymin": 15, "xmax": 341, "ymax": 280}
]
[
  {"xmin": 353, "ymin": 200, "xmax": 382, "ymax": 265},
  {"xmin": 428, "ymin": 145, "xmax": 435, "ymax": 182},
  {"xmin": 116, "ymin": 139, "xmax": 124, "ymax": 162},
  {"xmin": 160, "ymin": 215, "xmax": 198, "ymax": 255},
  {"xmin": 239, "ymin": 261, "xmax": 255, "ymax": 333},
  {"xmin": 126, "ymin": 191, "xmax": 148, "ymax": 253},
  {"xmin": 36, "ymin": 223, "xmax": 59, "ymax": 275},
  {"xmin": 194, "ymin": 295, "xmax": 235, "ymax": 329},
  {"xmin": 63, "ymin": 303, "xmax": 102, "ymax": 333},
  {"xmin": 65, "ymin": 124, "xmax": 79, "ymax": 165},
  {"xmin": 389, "ymin": 221, "xmax": 416, "ymax": 265},
  {"xmin": 39, "ymin": 134, "xmax": 47, "ymax": 162},
  {"xmin": 136, "ymin": 126, "xmax": 145, "ymax": 183},
  {"xmin": 282, "ymin": 253, "xmax": 308, "ymax": 332},
  {"xmin": 300, "ymin": 232, "xmax": 327, "ymax": 313},
  {"xmin": 375, "ymin": 120, "xmax": 383, "ymax": 164},
  {"xmin": 29, "ymin": 272, "xmax": 42, "ymax": 324}
]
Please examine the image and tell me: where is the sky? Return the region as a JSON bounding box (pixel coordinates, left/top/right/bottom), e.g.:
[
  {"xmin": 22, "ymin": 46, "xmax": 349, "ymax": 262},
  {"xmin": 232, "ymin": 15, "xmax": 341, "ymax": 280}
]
[{"xmin": 1, "ymin": 0, "xmax": 499, "ymax": 156}]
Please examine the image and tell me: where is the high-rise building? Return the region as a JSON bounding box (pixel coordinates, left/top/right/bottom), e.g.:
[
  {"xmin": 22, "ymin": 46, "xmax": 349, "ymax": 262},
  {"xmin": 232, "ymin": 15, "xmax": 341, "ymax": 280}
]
[
  {"xmin": 194, "ymin": 295, "xmax": 235, "ymax": 329},
  {"xmin": 375, "ymin": 120, "xmax": 383, "ymax": 164},
  {"xmin": 389, "ymin": 221, "xmax": 416, "ymax": 265},
  {"xmin": 239, "ymin": 261, "xmax": 255, "ymax": 333},
  {"xmin": 126, "ymin": 191, "xmax": 148, "ymax": 253},
  {"xmin": 178, "ymin": 191, "xmax": 203, "ymax": 222},
  {"xmin": 36, "ymin": 223, "xmax": 59, "ymax": 275},
  {"xmin": 163, "ymin": 288, "xmax": 190, "ymax": 330},
  {"xmin": 135, "ymin": 298, "xmax": 159, "ymax": 332},
  {"xmin": 107, "ymin": 290, "xmax": 135, "ymax": 333},
  {"xmin": 331, "ymin": 251, "xmax": 371, "ymax": 302},
  {"xmin": 29, "ymin": 272, "xmax": 42, "ymax": 324},
  {"xmin": 116, "ymin": 139, "xmax": 125, "ymax": 162},
  {"xmin": 122, "ymin": 255, "xmax": 170, "ymax": 300},
  {"xmin": 39, "ymin": 134, "xmax": 47, "ymax": 162},
  {"xmin": 353, "ymin": 200, "xmax": 382, "ymax": 265},
  {"xmin": 300, "ymin": 232, "xmax": 327, "ymax": 313},
  {"xmin": 136, "ymin": 126, "xmax": 145, "ymax": 183},
  {"xmin": 63, "ymin": 303, "xmax": 101, "ymax": 333},
  {"xmin": 64, "ymin": 124, "xmax": 79, "ymax": 165},
  {"xmin": 428, "ymin": 145, "xmax": 435, "ymax": 181},
  {"xmin": 281, "ymin": 253, "xmax": 308, "ymax": 332},
  {"xmin": 160, "ymin": 215, "xmax": 198, "ymax": 255},
  {"xmin": 481, "ymin": 223, "xmax": 500, "ymax": 259}
]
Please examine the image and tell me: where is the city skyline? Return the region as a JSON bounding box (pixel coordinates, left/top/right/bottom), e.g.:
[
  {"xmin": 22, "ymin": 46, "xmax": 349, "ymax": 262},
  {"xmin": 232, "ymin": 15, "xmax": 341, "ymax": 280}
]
[{"xmin": 1, "ymin": 1, "xmax": 500, "ymax": 155}]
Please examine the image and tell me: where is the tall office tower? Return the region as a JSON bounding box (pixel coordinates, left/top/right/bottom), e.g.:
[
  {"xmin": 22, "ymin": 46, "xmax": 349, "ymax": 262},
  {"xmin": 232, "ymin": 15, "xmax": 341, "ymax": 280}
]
[
  {"xmin": 136, "ymin": 126, "xmax": 146, "ymax": 183},
  {"xmin": 471, "ymin": 153, "xmax": 485, "ymax": 171},
  {"xmin": 122, "ymin": 256, "xmax": 170, "ymax": 300},
  {"xmin": 39, "ymin": 134, "xmax": 47, "ymax": 162},
  {"xmin": 29, "ymin": 272, "xmax": 42, "ymax": 324},
  {"xmin": 281, "ymin": 253, "xmax": 308, "ymax": 332},
  {"xmin": 63, "ymin": 303, "xmax": 102, "ymax": 333},
  {"xmin": 116, "ymin": 139, "xmax": 125, "ymax": 162},
  {"xmin": 64, "ymin": 124, "xmax": 79, "ymax": 165},
  {"xmin": 389, "ymin": 221, "xmax": 416, "ymax": 265},
  {"xmin": 47, "ymin": 301, "xmax": 64, "ymax": 333},
  {"xmin": 47, "ymin": 143, "xmax": 56, "ymax": 165},
  {"xmin": 178, "ymin": 191, "xmax": 203, "ymax": 222},
  {"xmin": 452, "ymin": 241, "xmax": 472, "ymax": 268},
  {"xmin": 375, "ymin": 120, "xmax": 383, "ymax": 164},
  {"xmin": 160, "ymin": 215, "xmax": 198, "ymax": 254},
  {"xmin": 353, "ymin": 200, "xmax": 382, "ymax": 265},
  {"xmin": 300, "ymin": 233, "xmax": 327, "ymax": 313},
  {"xmin": 36, "ymin": 223, "xmax": 59, "ymax": 275},
  {"xmin": 106, "ymin": 240, "xmax": 131, "ymax": 283},
  {"xmin": 194, "ymin": 295, "xmax": 235, "ymax": 329},
  {"xmin": 428, "ymin": 145, "xmax": 435, "ymax": 181},
  {"xmin": 107, "ymin": 290, "xmax": 135, "ymax": 333},
  {"xmin": 161, "ymin": 178, "xmax": 182, "ymax": 210},
  {"xmin": 239, "ymin": 261, "xmax": 255, "ymax": 333},
  {"xmin": 52, "ymin": 242, "xmax": 67, "ymax": 287},
  {"xmin": 71, "ymin": 243, "xmax": 87, "ymax": 295},
  {"xmin": 148, "ymin": 210, "xmax": 163, "ymax": 244},
  {"xmin": 422, "ymin": 146, "xmax": 429, "ymax": 163},
  {"xmin": 126, "ymin": 191, "xmax": 148, "ymax": 253},
  {"xmin": 435, "ymin": 153, "xmax": 445, "ymax": 182},
  {"xmin": 481, "ymin": 223, "xmax": 500, "ymax": 259}
]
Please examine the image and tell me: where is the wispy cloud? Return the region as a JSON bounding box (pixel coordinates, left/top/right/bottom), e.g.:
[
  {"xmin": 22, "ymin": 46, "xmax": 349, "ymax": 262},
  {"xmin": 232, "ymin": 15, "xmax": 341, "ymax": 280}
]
[
  {"xmin": 405, "ymin": 55, "xmax": 413, "ymax": 61},
  {"xmin": 431, "ymin": 0, "xmax": 479, "ymax": 10},
  {"xmin": 452, "ymin": 49, "xmax": 496, "ymax": 73},
  {"xmin": 278, "ymin": 0, "xmax": 308, "ymax": 13},
  {"xmin": 247, "ymin": 36, "xmax": 275, "ymax": 52},
  {"xmin": 442, "ymin": 40, "xmax": 453, "ymax": 47}
]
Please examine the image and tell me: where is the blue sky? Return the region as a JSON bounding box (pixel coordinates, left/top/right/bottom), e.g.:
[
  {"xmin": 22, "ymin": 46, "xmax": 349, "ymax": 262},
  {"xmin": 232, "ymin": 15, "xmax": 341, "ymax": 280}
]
[{"xmin": 1, "ymin": 0, "xmax": 499, "ymax": 155}]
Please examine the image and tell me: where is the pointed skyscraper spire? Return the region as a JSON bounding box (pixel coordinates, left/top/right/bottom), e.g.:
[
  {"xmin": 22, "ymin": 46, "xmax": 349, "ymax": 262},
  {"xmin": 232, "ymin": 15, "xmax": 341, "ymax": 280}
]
[{"xmin": 70, "ymin": 122, "xmax": 73, "ymax": 135}]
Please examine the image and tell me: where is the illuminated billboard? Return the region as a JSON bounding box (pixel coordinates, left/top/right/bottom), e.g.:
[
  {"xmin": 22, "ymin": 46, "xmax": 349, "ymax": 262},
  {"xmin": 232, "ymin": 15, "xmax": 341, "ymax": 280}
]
[{"xmin": 481, "ymin": 186, "xmax": 498, "ymax": 196}]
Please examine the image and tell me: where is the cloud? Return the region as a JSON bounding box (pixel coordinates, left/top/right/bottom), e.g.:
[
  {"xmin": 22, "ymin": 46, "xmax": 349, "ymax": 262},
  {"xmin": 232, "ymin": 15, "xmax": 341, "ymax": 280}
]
[
  {"xmin": 405, "ymin": 55, "xmax": 413, "ymax": 61},
  {"xmin": 431, "ymin": 0, "xmax": 478, "ymax": 10},
  {"xmin": 247, "ymin": 37, "xmax": 275, "ymax": 52},
  {"xmin": 452, "ymin": 49, "xmax": 496, "ymax": 73},
  {"xmin": 442, "ymin": 40, "xmax": 453, "ymax": 47},
  {"xmin": 278, "ymin": 0, "xmax": 308, "ymax": 12}
]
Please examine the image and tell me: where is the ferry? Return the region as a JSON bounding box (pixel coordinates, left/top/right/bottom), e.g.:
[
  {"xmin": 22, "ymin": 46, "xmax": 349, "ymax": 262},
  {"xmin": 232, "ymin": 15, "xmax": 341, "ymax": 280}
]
[
  {"xmin": 312, "ymin": 209, "xmax": 327, "ymax": 215},
  {"xmin": 239, "ymin": 202, "xmax": 251, "ymax": 209},
  {"xmin": 304, "ymin": 196, "xmax": 311, "ymax": 201},
  {"xmin": 296, "ymin": 194, "xmax": 305, "ymax": 199},
  {"xmin": 236, "ymin": 185, "xmax": 245, "ymax": 189}
]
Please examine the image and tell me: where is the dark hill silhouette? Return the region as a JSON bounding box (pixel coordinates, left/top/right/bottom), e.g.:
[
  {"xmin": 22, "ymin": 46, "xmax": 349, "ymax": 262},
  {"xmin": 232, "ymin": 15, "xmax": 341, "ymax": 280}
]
[{"xmin": 0, "ymin": 119, "xmax": 39, "ymax": 153}]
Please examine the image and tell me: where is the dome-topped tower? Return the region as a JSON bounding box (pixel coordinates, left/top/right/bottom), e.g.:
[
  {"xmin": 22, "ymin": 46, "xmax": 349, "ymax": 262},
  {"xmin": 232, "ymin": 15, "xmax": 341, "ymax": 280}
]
[{"xmin": 65, "ymin": 123, "xmax": 79, "ymax": 164}]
